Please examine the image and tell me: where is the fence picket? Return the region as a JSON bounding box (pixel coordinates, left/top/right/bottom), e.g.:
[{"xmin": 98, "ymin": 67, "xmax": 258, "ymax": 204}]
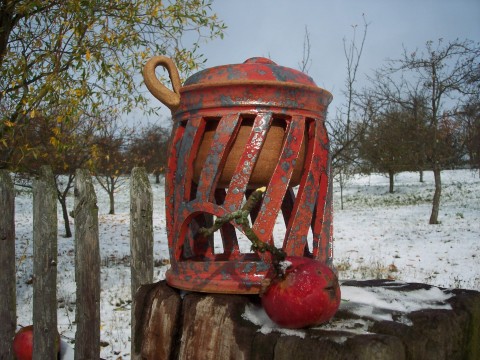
[
  {"xmin": 130, "ymin": 167, "xmax": 154, "ymax": 359},
  {"xmin": 3, "ymin": 169, "xmax": 158, "ymax": 359},
  {"xmin": 0, "ymin": 170, "xmax": 16, "ymax": 359},
  {"xmin": 74, "ymin": 169, "xmax": 101, "ymax": 359},
  {"xmin": 32, "ymin": 166, "xmax": 58, "ymax": 359}
]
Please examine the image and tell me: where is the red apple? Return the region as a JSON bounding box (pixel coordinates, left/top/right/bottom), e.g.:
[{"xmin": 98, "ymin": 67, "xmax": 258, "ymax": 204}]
[
  {"xmin": 261, "ymin": 256, "xmax": 341, "ymax": 329},
  {"xmin": 13, "ymin": 325, "xmax": 60, "ymax": 360},
  {"xmin": 13, "ymin": 326, "xmax": 33, "ymax": 360}
]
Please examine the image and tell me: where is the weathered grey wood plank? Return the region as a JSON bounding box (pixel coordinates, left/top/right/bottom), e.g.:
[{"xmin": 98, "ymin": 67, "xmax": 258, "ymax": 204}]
[
  {"xmin": 32, "ymin": 166, "xmax": 58, "ymax": 359},
  {"xmin": 130, "ymin": 167, "xmax": 154, "ymax": 359},
  {"xmin": 0, "ymin": 170, "xmax": 16, "ymax": 359},
  {"xmin": 74, "ymin": 169, "xmax": 100, "ymax": 360}
]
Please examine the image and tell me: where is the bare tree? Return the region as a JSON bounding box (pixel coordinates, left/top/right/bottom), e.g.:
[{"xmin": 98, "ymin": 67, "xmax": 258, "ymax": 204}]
[
  {"xmin": 127, "ymin": 124, "xmax": 171, "ymax": 184},
  {"xmin": 12, "ymin": 108, "xmax": 99, "ymax": 237},
  {"xmin": 362, "ymin": 72, "xmax": 432, "ymax": 182},
  {"xmin": 376, "ymin": 39, "xmax": 480, "ymax": 224},
  {"xmin": 328, "ymin": 15, "xmax": 369, "ymax": 209},
  {"xmin": 358, "ymin": 104, "xmax": 430, "ymax": 192},
  {"xmin": 342, "ymin": 16, "xmax": 369, "ymax": 143},
  {"xmin": 91, "ymin": 117, "xmax": 131, "ymax": 214},
  {"xmin": 298, "ymin": 26, "xmax": 312, "ymax": 74},
  {"xmin": 457, "ymin": 96, "xmax": 480, "ymax": 173}
]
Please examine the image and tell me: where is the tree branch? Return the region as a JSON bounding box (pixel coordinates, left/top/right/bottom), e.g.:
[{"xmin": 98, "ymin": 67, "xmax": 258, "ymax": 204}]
[{"xmin": 198, "ymin": 187, "xmax": 286, "ymax": 263}]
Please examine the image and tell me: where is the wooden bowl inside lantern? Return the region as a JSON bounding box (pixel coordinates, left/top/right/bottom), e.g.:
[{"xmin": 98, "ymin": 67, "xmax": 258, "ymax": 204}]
[{"xmin": 143, "ymin": 56, "xmax": 331, "ymax": 189}]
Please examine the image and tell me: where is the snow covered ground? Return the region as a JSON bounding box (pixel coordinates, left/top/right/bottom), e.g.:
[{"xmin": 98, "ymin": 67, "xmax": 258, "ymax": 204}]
[
  {"xmin": 333, "ymin": 170, "xmax": 480, "ymax": 290},
  {"xmin": 12, "ymin": 169, "xmax": 480, "ymax": 359}
]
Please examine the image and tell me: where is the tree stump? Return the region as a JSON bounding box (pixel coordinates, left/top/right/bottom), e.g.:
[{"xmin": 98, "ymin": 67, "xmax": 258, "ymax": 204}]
[{"xmin": 133, "ymin": 280, "xmax": 480, "ymax": 360}]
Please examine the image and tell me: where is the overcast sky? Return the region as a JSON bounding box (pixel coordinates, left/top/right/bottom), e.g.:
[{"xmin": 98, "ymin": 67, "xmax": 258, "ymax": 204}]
[{"xmin": 144, "ymin": 0, "xmax": 480, "ymax": 123}]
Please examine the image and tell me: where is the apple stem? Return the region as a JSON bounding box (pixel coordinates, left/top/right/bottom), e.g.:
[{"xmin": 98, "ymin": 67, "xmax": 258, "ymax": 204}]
[{"xmin": 198, "ymin": 187, "xmax": 286, "ymax": 265}]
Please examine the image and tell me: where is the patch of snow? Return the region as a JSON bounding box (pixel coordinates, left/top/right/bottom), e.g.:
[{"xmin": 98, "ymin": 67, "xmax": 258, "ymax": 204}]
[
  {"xmin": 318, "ymin": 317, "xmax": 373, "ymax": 335},
  {"xmin": 242, "ymin": 283, "xmax": 453, "ymax": 332},
  {"xmin": 242, "ymin": 303, "xmax": 306, "ymax": 338},
  {"xmin": 12, "ymin": 169, "xmax": 480, "ymax": 358},
  {"xmin": 60, "ymin": 340, "xmax": 74, "ymax": 360},
  {"xmin": 278, "ymin": 260, "xmax": 292, "ymax": 275},
  {"xmin": 340, "ymin": 283, "xmax": 452, "ymax": 322}
]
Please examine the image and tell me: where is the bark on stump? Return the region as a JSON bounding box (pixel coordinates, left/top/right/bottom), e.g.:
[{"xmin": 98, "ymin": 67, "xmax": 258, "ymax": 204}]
[{"xmin": 133, "ymin": 280, "xmax": 480, "ymax": 360}]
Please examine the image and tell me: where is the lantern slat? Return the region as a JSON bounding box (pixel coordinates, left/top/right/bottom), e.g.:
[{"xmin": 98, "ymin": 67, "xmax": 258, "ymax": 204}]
[{"xmin": 223, "ymin": 112, "xmax": 272, "ymax": 210}]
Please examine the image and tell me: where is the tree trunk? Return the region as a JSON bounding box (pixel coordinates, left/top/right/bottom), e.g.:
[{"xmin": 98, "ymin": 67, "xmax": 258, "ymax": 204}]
[
  {"xmin": 388, "ymin": 170, "xmax": 395, "ymax": 193},
  {"xmin": 155, "ymin": 173, "xmax": 160, "ymax": 184},
  {"xmin": 0, "ymin": 170, "xmax": 16, "ymax": 359},
  {"xmin": 419, "ymin": 169, "xmax": 424, "ymax": 183},
  {"xmin": 108, "ymin": 189, "xmax": 115, "ymax": 215},
  {"xmin": 429, "ymin": 166, "xmax": 442, "ymax": 224},
  {"xmin": 339, "ymin": 171, "xmax": 344, "ymax": 210},
  {"xmin": 55, "ymin": 174, "xmax": 75, "ymax": 238},
  {"xmin": 59, "ymin": 196, "xmax": 72, "ymax": 238},
  {"xmin": 32, "ymin": 166, "xmax": 58, "ymax": 360},
  {"xmin": 0, "ymin": 7, "xmax": 16, "ymax": 70}
]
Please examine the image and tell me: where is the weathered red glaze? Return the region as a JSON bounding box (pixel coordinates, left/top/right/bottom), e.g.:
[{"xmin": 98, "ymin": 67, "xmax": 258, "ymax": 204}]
[
  {"xmin": 174, "ymin": 57, "xmax": 330, "ymax": 117},
  {"xmin": 145, "ymin": 57, "xmax": 334, "ymax": 294}
]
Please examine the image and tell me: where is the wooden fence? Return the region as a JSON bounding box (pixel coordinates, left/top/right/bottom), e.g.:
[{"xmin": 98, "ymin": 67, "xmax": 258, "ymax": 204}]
[{"xmin": 0, "ymin": 166, "xmax": 154, "ymax": 359}]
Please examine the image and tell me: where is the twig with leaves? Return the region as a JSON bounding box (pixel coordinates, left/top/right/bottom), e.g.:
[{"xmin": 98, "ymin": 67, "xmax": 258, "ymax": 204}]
[{"xmin": 198, "ymin": 187, "xmax": 286, "ymax": 265}]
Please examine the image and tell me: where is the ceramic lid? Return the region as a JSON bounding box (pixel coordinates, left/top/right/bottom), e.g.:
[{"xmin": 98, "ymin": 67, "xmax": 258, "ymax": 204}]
[
  {"xmin": 175, "ymin": 57, "xmax": 332, "ymax": 117},
  {"xmin": 184, "ymin": 57, "xmax": 318, "ymax": 87}
]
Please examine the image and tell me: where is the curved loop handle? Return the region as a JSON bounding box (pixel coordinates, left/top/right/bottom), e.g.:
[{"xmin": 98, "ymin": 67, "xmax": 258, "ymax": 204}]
[{"xmin": 143, "ymin": 56, "xmax": 182, "ymax": 112}]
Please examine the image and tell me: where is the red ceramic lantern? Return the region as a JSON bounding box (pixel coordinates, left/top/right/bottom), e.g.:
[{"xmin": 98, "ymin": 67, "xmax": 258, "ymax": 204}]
[{"xmin": 144, "ymin": 56, "xmax": 333, "ymax": 294}]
